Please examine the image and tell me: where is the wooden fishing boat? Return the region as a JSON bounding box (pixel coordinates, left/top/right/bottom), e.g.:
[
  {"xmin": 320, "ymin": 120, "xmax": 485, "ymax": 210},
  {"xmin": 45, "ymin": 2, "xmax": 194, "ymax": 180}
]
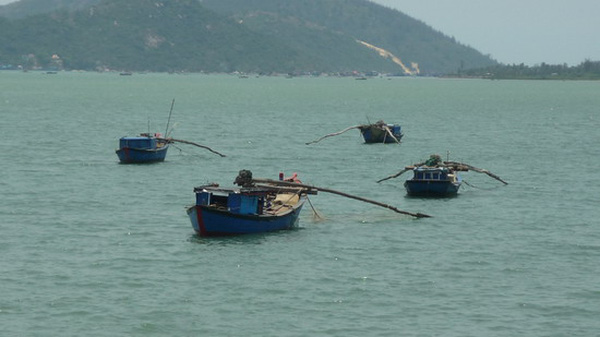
[
  {"xmin": 187, "ymin": 171, "xmax": 310, "ymax": 236},
  {"xmin": 306, "ymin": 120, "xmax": 403, "ymax": 145},
  {"xmin": 187, "ymin": 170, "xmax": 431, "ymax": 236},
  {"xmin": 116, "ymin": 100, "xmax": 226, "ymax": 164},
  {"xmin": 404, "ymin": 166, "xmax": 462, "ymax": 196},
  {"xmin": 359, "ymin": 122, "xmax": 403, "ymax": 143},
  {"xmin": 377, "ymin": 154, "xmax": 508, "ymax": 197},
  {"xmin": 116, "ymin": 133, "xmax": 169, "ymax": 164}
]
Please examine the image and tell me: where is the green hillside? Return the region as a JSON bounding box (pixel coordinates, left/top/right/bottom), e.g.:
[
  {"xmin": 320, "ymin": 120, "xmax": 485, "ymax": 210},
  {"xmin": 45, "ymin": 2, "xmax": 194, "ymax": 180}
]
[
  {"xmin": 200, "ymin": 0, "xmax": 496, "ymax": 74},
  {"xmin": 0, "ymin": 0, "xmax": 319, "ymax": 73},
  {"xmin": 0, "ymin": 0, "xmax": 497, "ymax": 74}
]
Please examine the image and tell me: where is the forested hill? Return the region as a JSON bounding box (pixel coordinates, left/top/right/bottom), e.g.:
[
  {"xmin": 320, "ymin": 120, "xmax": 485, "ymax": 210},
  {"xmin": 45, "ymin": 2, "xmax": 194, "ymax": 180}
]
[
  {"xmin": 198, "ymin": 0, "xmax": 496, "ymax": 74},
  {"xmin": 0, "ymin": 0, "xmax": 497, "ymax": 74}
]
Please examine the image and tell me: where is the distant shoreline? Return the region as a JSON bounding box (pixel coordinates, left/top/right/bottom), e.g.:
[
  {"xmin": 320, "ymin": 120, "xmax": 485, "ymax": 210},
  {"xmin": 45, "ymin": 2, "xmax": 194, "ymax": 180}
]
[{"xmin": 446, "ymin": 60, "xmax": 600, "ymax": 81}]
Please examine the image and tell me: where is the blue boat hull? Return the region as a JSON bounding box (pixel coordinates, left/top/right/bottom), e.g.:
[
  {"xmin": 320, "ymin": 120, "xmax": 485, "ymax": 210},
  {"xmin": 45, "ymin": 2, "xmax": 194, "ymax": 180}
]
[
  {"xmin": 187, "ymin": 200, "xmax": 305, "ymax": 236},
  {"xmin": 116, "ymin": 145, "xmax": 168, "ymax": 163},
  {"xmin": 359, "ymin": 125, "xmax": 403, "ymax": 143},
  {"xmin": 404, "ymin": 180, "xmax": 461, "ymax": 196}
]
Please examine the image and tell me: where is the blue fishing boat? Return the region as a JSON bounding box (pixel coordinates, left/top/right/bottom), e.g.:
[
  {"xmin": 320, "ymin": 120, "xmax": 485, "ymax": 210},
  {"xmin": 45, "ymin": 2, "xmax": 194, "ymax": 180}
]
[
  {"xmin": 359, "ymin": 122, "xmax": 403, "ymax": 144},
  {"xmin": 306, "ymin": 120, "xmax": 403, "ymax": 145},
  {"xmin": 116, "ymin": 99, "xmax": 175, "ymax": 164},
  {"xmin": 404, "ymin": 166, "xmax": 462, "ymax": 196},
  {"xmin": 116, "ymin": 133, "xmax": 169, "ymax": 164},
  {"xmin": 377, "ymin": 154, "xmax": 508, "ymax": 197},
  {"xmin": 187, "ymin": 171, "xmax": 308, "ymax": 236}
]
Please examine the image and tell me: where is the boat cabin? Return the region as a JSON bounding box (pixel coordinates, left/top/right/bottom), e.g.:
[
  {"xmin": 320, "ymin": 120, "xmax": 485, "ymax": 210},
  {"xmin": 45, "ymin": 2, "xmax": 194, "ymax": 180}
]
[
  {"xmin": 411, "ymin": 167, "xmax": 457, "ymax": 182},
  {"xmin": 195, "ymin": 187, "xmax": 268, "ymax": 215},
  {"xmin": 119, "ymin": 135, "xmax": 166, "ymax": 150},
  {"xmin": 119, "ymin": 137, "xmax": 158, "ymax": 150}
]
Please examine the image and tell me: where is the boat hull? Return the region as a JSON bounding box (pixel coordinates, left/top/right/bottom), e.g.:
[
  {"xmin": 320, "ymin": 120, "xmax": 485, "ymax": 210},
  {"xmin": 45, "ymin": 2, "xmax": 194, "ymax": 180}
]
[
  {"xmin": 116, "ymin": 145, "xmax": 168, "ymax": 163},
  {"xmin": 187, "ymin": 200, "xmax": 305, "ymax": 236},
  {"xmin": 359, "ymin": 125, "xmax": 403, "ymax": 143},
  {"xmin": 404, "ymin": 180, "xmax": 461, "ymax": 196}
]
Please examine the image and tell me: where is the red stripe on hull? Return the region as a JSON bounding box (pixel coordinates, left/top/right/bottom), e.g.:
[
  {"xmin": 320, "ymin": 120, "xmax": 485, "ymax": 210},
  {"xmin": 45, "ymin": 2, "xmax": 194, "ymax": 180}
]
[{"xmin": 195, "ymin": 206, "xmax": 207, "ymax": 236}]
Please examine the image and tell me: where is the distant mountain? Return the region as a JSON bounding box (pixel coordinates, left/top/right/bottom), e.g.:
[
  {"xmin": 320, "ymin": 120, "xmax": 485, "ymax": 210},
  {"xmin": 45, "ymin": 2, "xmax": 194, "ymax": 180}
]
[
  {"xmin": 0, "ymin": 0, "xmax": 497, "ymax": 74},
  {"xmin": 198, "ymin": 0, "xmax": 496, "ymax": 74},
  {"xmin": 0, "ymin": 0, "xmax": 320, "ymax": 73}
]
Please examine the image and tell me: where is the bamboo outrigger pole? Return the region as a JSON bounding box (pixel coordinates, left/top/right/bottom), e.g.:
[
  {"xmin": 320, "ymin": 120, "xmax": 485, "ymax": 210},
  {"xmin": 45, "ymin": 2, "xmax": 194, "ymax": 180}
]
[
  {"xmin": 382, "ymin": 124, "xmax": 401, "ymax": 144},
  {"xmin": 376, "ymin": 167, "xmax": 414, "ymax": 183},
  {"xmin": 165, "ymin": 98, "xmax": 175, "ymax": 137},
  {"xmin": 164, "ymin": 138, "xmax": 227, "ymax": 157},
  {"xmin": 305, "ymin": 125, "xmax": 361, "ymax": 145},
  {"xmin": 376, "ymin": 157, "xmax": 508, "ymax": 185},
  {"xmin": 252, "ymin": 178, "xmax": 432, "ymax": 218},
  {"xmin": 306, "ymin": 122, "xmax": 400, "ymax": 145},
  {"xmin": 156, "ymin": 98, "xmax": 226, "ymax": 157},
  {"xmin": 444, "ymin": 161, "xmax": 508, "ymax": 185}
]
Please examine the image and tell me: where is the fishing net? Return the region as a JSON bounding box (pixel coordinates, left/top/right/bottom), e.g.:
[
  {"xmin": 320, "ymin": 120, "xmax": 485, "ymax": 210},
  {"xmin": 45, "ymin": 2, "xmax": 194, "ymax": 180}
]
[
  {"xmin": 425, "ymin": 154, "xmax": 442, "ymax": 166},
  {"xmin": 234, "ymin": 169, "xmax": 254, "ymax": 187}
]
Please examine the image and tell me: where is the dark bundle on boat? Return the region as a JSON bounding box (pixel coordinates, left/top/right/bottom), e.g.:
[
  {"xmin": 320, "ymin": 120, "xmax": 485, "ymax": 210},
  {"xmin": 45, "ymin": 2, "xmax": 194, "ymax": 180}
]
[
  {"xmin": 234, "ymin": 169, "xmax": 254, "ymax": 187},
  {"xmin": 377, "ymin": 154, "xmax": 507, "ymax": 196},
  {"xmin": 306, "ymin": 120, "xmax": 403, "ymax": 144}
]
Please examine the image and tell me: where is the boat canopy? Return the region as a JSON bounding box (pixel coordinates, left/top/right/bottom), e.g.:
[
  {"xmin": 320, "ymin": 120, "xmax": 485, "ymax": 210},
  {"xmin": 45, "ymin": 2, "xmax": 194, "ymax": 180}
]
[
  {"xmin": 195, "ymin": 187, "xmax": 271, "ymax": 215},
  {"xmin": 412, "ymin": 167, "xmax": 452, "ymax": 181},
  {"xmin": 119, "ymin": 137, "xmax": 158, "ymax": 149}
]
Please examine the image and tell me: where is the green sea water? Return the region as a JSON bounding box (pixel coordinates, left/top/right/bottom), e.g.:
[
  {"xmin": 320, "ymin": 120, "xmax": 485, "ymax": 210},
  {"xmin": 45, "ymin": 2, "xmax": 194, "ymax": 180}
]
[{"xmin": 1, "ymin": 72, "xmax": 599, "ymax": 336}]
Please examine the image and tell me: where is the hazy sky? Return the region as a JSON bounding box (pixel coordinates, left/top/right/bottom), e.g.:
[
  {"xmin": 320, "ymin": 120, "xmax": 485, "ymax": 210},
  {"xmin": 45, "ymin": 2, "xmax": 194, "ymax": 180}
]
[
  {"xmin": 1, "ymin": 0, "xmax": 598, "ymax": 65},
  {"xmin": 371, "ymin": 0, "xmax": 600, "ymax": 65}
]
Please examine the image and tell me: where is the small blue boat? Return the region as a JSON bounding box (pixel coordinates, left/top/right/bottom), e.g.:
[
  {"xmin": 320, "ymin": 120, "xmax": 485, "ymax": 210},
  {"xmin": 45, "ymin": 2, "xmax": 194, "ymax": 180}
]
[
  {"xmin": 187, "ymin": 171, "xmax": 307, "ymax": 236},
  {"xmin": 306, "ymin": 120, "xmax": 403, "ymax": 145},
  {"xmin": 116, "ymin": 133, "xmax": 169, "ymax": 164},
  {"xmin": 377, "ymin": 154, "xmax": 508, "ymax": 197},
  {"xmin": 359, "ymin": 122, "xmax": 403, "ymax": 144},
  {"xmin": 404, "ymin": 166, "xmax": 462, "ymax": 196}
]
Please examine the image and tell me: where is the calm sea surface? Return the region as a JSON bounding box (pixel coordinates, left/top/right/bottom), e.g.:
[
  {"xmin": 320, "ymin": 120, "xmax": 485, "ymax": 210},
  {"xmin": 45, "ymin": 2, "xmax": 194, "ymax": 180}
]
[{"xmin": 1, "ymin": 72, "xmax": 599, "ymax": 336}]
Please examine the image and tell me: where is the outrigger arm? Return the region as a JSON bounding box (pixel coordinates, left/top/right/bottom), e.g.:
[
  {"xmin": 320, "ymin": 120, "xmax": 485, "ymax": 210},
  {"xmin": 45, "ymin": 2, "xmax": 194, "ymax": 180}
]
[
  {"xmin": 253, "ymin": 178, "xmax": 431, "ymax": 218},
  {"xmin": 160, "ymin": 138, "xmax": 227, "ymax": 157},
  {"xmin": 443, "ymin": 161, "xmax": 508, "ymax": 185},
  {"xmin": 376, "ymin": 167, "xmax": 412, "ymax": 183},
  {"xmin": 382, "ymin": 124, "xmax": 401, "ymax": 144},
  {"xmin": 377, "ymin": 159, "xmax": 508, "ymax": 185},
  {"xmin": 305, "ymin": 125, "xmax": 362, "ymax": 145}
]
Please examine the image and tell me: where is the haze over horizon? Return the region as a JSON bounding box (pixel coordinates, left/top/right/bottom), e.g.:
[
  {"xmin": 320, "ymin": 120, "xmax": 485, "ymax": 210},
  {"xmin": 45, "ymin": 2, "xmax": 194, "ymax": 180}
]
[
  {"xmin": 1, "ymin": 0, "xmax": 598, "ymax": 66},
  {"xmin": 374, "ymin": 0, "xmax": 600, "ymax": 66}
]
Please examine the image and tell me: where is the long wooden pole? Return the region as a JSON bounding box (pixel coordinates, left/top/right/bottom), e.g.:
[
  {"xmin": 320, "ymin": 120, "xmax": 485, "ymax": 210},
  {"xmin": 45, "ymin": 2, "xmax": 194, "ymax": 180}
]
[
  {"xmin": 377, "ymin": 161, "xmax": 426, "ymax": 183},
  {"xmin": 164, "ymin": 98, "xmax": 175, "ymax": 137},
  {"xmin": 305, "ymin": 125, "xmax": 361, "ymax": 145},
  {"xmin": 376, "ymin": 167, "xmax": 411, "ymax": 183},
  {"xmin": 252, "ymin": 178, "xmax": 432, "ymax": 218},
  {"xmin": 382, "ymin": 124, "xmax": 401, "ymax": 144},
  {"xmin": 165, "ymin": 138, "xmax": 227, "ymax": 157},
  {"xmin": 444, "ymin": 161, "xmax": 508, "ymax": 185}
]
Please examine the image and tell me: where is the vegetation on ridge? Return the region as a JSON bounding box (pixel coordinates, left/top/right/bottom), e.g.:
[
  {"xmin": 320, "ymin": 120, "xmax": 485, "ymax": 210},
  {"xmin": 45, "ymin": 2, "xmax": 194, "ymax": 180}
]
[
  {"xmin": 451, "ymin": 60, "xmax": 600, "ymax": 80},
  {"xmin": 0, "ymin": 0, "xmax": 497, "ymax": 74}
]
